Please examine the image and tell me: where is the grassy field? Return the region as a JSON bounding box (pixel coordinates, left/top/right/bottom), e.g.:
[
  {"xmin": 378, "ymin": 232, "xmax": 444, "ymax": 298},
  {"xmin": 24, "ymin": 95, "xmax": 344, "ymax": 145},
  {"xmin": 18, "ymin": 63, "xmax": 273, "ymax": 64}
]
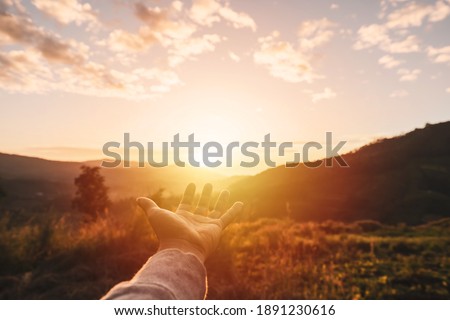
[{"xmin": 0, "ymin": 199, "xmax": 448, "ymax": 299}]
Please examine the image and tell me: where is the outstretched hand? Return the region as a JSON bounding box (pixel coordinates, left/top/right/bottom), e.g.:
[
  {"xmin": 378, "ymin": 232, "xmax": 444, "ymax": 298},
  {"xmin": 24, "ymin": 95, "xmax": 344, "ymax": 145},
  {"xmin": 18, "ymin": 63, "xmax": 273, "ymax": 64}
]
[{"xmin": 137, "ymin": 183, "xmax": 243, "ymax": 263}]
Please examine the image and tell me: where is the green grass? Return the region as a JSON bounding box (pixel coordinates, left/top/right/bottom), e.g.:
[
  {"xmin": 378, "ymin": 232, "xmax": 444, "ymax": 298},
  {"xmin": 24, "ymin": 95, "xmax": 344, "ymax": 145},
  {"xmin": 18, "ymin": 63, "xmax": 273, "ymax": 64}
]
[{"xmin": 0, "ymin": 201, "xmax": 448, "ymax": 299}]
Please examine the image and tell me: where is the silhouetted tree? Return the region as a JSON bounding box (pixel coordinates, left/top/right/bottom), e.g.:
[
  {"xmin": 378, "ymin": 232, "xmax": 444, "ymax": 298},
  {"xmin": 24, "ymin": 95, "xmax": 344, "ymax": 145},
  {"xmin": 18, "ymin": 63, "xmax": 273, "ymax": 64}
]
[{"xmin": 72, "ymin": 166, "xmax": 110, "ymax": 219}]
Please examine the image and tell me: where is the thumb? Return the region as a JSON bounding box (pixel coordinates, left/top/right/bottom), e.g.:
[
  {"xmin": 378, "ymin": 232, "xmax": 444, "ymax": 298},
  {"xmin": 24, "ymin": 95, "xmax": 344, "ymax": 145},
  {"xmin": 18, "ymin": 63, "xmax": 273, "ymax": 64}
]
[
  {"xmin": 220, "ymin": 201, "xmax": 244, "ymax": 228},
  {"xmin": 137, "ymin": 197, "xmax": 160, "ymax": 216}
]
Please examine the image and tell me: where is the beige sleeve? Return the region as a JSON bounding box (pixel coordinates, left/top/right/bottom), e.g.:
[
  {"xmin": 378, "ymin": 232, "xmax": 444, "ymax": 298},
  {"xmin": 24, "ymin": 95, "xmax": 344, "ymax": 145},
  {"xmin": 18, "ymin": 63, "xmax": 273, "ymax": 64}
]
[{"xmin": 102, "ymin": 249, "xmax": 207, "ymax": 300}]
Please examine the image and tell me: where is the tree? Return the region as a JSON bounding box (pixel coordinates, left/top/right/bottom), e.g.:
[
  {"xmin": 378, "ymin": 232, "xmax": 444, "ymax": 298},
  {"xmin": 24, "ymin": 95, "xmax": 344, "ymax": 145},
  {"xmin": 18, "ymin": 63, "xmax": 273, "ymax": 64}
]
[{"xmin": 72, "ymin": 166, "xmax": 110, "ymax": 219}]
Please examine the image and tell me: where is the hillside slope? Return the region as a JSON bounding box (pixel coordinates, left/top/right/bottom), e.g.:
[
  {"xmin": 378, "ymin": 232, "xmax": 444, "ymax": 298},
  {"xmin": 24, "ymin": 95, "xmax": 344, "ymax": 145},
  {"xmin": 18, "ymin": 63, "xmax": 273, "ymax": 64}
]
[
  {"xmin": 0, "ymin": 153, "xmax": 238, "ymax": 212},
  {"xmin": 230, "ymin": 121, "xmax": 450, "ymax": 224}
]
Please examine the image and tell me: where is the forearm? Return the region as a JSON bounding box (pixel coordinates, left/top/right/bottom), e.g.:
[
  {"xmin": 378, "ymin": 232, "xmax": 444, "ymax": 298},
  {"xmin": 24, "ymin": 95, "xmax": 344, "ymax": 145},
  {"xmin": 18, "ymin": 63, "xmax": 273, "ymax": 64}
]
[{"xmin": 102, "ymin": 249, "xmax": 207, "ymax": 300}]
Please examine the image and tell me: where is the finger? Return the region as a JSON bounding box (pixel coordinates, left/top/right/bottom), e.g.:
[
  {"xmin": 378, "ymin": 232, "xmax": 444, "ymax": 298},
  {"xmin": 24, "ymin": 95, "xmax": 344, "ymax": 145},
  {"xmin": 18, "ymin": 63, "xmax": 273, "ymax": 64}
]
[
  {"xmin": 209, "ymin": 190, "xmax": 230, "ymax": 218},
  {"xmin": 220, "ymin": 201, "xmax": 244, "ymax": 228},
  {"xmin": 178, "ymin": 183, "xmax": 196, "ymax": 211},
  {"xmin": 137, "ymin": 197, "xmax": 160, "ymax": 217},
  {"xmin": 194, "ymin": 183, "xmax": 213, "ymax": 215}
]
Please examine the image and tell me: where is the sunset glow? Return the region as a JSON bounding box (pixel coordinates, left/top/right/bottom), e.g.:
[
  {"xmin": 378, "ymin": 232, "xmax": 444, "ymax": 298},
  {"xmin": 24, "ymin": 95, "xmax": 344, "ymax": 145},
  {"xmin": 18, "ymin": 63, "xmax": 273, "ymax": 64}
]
[{"xmin": 1, "ymin": 0, "xmax": 450, "ymax": 174}]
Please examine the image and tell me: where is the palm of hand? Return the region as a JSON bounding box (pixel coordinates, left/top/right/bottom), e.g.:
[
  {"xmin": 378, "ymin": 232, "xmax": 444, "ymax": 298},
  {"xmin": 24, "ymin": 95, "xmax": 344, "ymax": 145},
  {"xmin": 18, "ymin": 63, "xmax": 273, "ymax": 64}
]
[{"xmin": 138, "ymin": 183, "xmax": 243, "ymax": 262}]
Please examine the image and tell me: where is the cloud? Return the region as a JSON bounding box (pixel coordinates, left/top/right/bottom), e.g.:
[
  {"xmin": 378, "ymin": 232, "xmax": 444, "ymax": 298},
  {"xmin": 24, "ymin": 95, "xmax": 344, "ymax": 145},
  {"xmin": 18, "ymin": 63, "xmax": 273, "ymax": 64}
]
[
  {"xmin": 353, "ymin": 24, "xmax": 390, "ymax": 50},
  {"xmin": 104, "ymin": 2, "xmax": 196, "ymax": 54},
  {"xmin": 168, "ymin": 34, "xmax": 222, "ymax": 67},
  {"xmin": 446, "ymin": 87, "xmax": 450, "ymax": 93},
  {"xmin": 218, "ymin": 5, "xmax": 257, "ymax": 31},
  {"xmin": 102, "ymin": 1, "xmax": 224, "ymax": 70},
  {"xmin": 382, "ymin": 35, "xmax": 419, "ymax": 53},
  {"xmin": 189, "ymin": 0, "xmax": 221, "ymax": 26},
  {"xmin": 171, "ymin": 1, "xmax": 183, "ymax": 12},
  {"xmin": 0, "ymin": 0, "xmax": 27, "ymax": 15},
  {"xmin": 386, "ymin": 0, "xmax": 450, "ymax": 29},
  {"xmin": 353, "ymin": 24, "xmax": 419, "ymax": 53},
  {"xmin": 132, "ymin": 68, "xmax": 181, "ymax": 90},
  {"xmin": 0, "ymin": 12, "xmax": 89, "ymax": 64},
  {"xmin": 253, "ymin": 31, "xmax": 316, "ymax": 83},
  {"xmin": 311, "ymin": 87, "xmax": 337, "ymax": 103},
  {"xmin": 397, "ymin": 68, "xmax": 421, "ymax": 81},
  {"xmin": 0, "ymin": 48, "xmax": 146, "ymax": 98},
  {"xmin": 0, "ymin": 52, "xmax": 182, "ymax": 99},
  {"xmin": 189, "ymin": 0, "xmax": 256, "ymax": 31},
  {"xmin": 0, "ymin": 49, "xmax": 52, "ymax": 93},
  {"xmin": 378, "ymin": 54, "xmax": 404, "ymax": 68},
  {"xmin": 330, "ymin": 4, "xmax": 339, "ymax": 10},
  {"xmin": 354, "ymin": 1, "xmax": 450, "ymax": 54},
  {"xmin": 254, "ymin": 19, "xmax": 336, "ymax": 83},
  {"xmin": 229, "ymin": 51, "xmax": 240, "ymax": 62},
  {"xmin": 58, "ymin": 63, "xmax": 182, "ymax": 99},
  {"xmin": 106, "ymin": 1, "xmax": 228, "ymax": 66},
  {"xmin": 0, "ymin": 6, "xmax": 181, "ymax": 99},
  {"xmin": 0, "ymin": 10, "xmax": 137, "ymax": 96},
  {"xmin": 105, "ymin": 29, "xmax": 150, "ymax": 53},
  {"xmin": 389, "ymin": 89, "xmax": 409, "ymax": 98},
  {"xmin": 31, "ymin": 0, "xmax": 97, "ymax": 26},
  {"xmin": 134, "ymin": 3, "xmax": 196, "ymax": 43},
  {"xmin": 0, "ymin": 1, "xmax": 235, "ymax": 99},
  {"xmin": 427, "ymin": 45, "xmax": 450, "ymax": 64},
  {"xmin": 298, "ymin": 18, "xmax": 336, "ymax": 50}
]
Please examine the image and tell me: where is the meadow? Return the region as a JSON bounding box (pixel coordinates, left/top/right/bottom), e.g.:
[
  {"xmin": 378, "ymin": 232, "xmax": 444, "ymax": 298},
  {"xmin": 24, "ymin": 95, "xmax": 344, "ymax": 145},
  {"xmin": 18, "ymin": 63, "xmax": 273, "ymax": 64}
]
[{"xmin": 0, "ymin": 198, "xmax": 448, "ymax": 300}]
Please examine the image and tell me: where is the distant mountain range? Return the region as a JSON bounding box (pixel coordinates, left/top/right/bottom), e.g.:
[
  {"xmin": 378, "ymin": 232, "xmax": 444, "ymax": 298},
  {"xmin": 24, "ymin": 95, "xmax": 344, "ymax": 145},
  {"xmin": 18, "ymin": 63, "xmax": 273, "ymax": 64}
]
[
  {"xmin": 1, "ymin": 121, "xmax": 449, "ymax": 224},
  {"xmin": 230, "ymin": 121, "xmax": 450, "ymax": 224},
  {"xmin": 0, "ymin": 154, "xmax": 240, "ymax": 212}
]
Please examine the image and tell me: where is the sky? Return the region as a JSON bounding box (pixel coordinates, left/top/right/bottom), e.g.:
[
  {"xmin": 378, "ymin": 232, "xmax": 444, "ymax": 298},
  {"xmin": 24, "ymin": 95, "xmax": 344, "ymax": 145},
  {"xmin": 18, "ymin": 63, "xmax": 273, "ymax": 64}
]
[{"xmin": 0, "ymin": 0, "xmax": 450, "ymax": 174}]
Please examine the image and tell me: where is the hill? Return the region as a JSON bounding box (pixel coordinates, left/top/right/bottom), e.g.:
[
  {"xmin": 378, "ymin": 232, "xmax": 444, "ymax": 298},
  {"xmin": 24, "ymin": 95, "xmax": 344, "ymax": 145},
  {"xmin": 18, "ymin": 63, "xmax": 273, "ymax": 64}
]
[
  {"xmin": 1, "ymin": 121, "xmax": 449, "ymax": 225},
  {"xmin": 0, "ymin": 153, "xmax": 241, "ymax": 214},
  {"xmin": 230, "ymin": 121, "xmax": 450, "ymax": 225}
]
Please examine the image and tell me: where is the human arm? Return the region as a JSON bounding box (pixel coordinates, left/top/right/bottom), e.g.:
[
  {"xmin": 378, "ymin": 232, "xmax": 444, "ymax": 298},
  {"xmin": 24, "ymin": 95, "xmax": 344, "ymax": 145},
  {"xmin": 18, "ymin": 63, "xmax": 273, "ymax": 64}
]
[{"xmin": 102, "ymin": 183, "xmax": 243, "ymax": 300}]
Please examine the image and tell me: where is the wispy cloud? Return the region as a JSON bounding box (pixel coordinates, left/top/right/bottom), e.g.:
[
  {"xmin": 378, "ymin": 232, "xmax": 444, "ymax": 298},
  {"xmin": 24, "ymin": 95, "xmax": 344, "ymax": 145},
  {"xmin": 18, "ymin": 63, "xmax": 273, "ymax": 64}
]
[
  {"xmin": 0, "ymin": 0, "xmax": 258, "ymax": 99},
  {"xmin": 427, "ymin": 45, "xmax": 450, "ymax": 65},
  {"xmin": 397, "ymin": 68, "xmax": 421, "ymax": 82},
  {"xmin": 354, "ymin": 0, "xmax": 450, "ymax": 54},
  {"xmin": 354, "ymin": 24, "xmax": 420, "ymax": 53},
  {"xmin": 189, "ymin": 0, "xmax": 256, "ymax": 31},
  {"xmin": 105, "ymin": 1, "xmax": 256, "ymax": 68},
  {"xmin": 253, "ymin": 31, "xmax": 316, "ymax": 83},
  {"xmin": 0, "ymin": 49, "xmax": 52, "ymax": 93},
  {"xmin": 0, "ymin": 2, "xmax": 183, "ymax": 99},
  {"xmin": 0, "ymin": 0, "xmax": 449, "ymax": 102},
  {"xmin": 389, "ymin": 89, "xmax": 409, "ymax": 98},
  {"xmin": 105, "ymin": 29, "xmax": 149, "ymax": 53},
  {"xmin": 378, "ymin": 54, "xmax": 404, "ymax": 69},
  {"xmin": 254, "ymin": 18, "xmax": 336, "ymax": 83},
  {"xmin": 298, "ymin": 18, "xmax": 336, "ymax": 50},
  {"xmin": 168, "ymin": 33, "xmax": 222, "ymax": 67},
  {"xmin": 228, "ymin": 51, "xmax": 240, "ymax": 62},
  {"xmin": 30, "ymin": 0, "xmax": 97, "ymax": 26},
  {"xmin": 311, "ymin": 87, "xmax": 337, "ymax": 103},
  {"xmin": 385, "ymin": 0, "xmax": 450, "ymax": 29},
  {"xmin": 0, "ymin": 11, "xmax": 89, "ymax": 64}
]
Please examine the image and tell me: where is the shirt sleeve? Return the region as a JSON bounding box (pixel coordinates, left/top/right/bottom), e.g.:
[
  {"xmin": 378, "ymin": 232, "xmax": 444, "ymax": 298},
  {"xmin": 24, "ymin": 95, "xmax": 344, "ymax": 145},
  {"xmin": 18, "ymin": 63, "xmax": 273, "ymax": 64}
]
[{"xmin": 102, "ymin": 249, "xmax": 207, "ymax": 300}]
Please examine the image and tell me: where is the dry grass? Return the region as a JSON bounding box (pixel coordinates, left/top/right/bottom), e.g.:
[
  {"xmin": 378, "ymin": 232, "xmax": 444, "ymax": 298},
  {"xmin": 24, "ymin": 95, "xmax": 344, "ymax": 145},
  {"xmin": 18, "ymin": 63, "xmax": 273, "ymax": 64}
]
[{"xmin": 0, "ymin": 202, "xmax": 448, "ymax": 299}]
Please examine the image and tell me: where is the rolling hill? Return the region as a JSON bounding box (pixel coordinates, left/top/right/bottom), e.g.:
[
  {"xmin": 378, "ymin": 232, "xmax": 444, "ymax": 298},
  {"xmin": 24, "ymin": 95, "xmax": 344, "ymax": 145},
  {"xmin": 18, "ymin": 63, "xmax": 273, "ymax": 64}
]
[
  {"xmin": 0, "ymin": 153, "xmax": 240, "ymax": 213},
  {"xmin": 230, "ymin": 121, "xmax": 450, "ymax": 224},
  {"xmin": 1, "ymin": 121, "xmax": 449, "ymax": 225}
]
